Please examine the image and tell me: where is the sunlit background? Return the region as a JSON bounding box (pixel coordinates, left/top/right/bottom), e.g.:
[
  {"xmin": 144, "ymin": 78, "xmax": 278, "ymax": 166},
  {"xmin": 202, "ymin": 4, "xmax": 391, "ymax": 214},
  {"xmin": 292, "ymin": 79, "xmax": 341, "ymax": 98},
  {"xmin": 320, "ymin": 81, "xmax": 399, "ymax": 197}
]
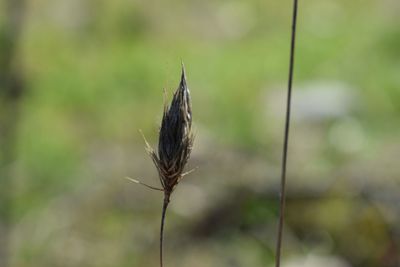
[{"xmin": 0, "ymin": 0, "xmax": 399, "ymax": 266}]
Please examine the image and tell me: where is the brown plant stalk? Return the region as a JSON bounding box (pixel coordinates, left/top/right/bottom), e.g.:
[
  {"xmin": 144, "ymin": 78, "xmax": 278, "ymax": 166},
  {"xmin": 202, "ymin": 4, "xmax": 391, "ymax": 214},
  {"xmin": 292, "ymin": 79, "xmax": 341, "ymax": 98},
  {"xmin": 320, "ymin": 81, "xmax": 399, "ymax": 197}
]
[
  {"xmin": 128, "ymin": 64, "xmax": 194, "ymax": 267},
  {"xmin": 275, "ymin": 1, "xmax": 299, "ymax": 267}
]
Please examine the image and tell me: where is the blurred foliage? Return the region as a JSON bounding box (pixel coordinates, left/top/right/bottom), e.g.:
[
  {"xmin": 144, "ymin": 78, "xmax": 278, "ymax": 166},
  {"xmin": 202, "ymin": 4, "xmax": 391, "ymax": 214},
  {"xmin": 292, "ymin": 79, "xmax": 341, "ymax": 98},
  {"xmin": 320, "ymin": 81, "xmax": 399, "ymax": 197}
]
[{"xmin": 0, "ymin": 0, "xmax": 399, "ymax": 266}]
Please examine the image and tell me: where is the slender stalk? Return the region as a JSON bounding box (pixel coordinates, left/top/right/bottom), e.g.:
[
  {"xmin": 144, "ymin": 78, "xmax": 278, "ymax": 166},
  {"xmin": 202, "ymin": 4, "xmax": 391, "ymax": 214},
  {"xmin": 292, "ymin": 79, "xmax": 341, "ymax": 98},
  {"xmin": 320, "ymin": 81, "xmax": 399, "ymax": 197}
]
[
  {"xmin": 160, "ymin": 194, "xmax": 170, "ymax": 267},
  {"xmin": 275, "ymin": 1, "xmax": 299, "ymax": 267}
]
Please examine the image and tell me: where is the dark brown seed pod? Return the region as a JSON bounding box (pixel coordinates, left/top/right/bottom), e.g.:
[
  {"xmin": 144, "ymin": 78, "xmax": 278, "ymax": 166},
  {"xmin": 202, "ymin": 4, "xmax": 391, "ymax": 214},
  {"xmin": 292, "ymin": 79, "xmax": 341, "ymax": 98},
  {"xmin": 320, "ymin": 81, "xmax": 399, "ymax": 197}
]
[
  {"xmin": 141, "ymin": 64, "xmax": 194, "ymax": 267},
  {"xmin": 145, "ymin": 64, "xmax": 194, "ymax": 200}
]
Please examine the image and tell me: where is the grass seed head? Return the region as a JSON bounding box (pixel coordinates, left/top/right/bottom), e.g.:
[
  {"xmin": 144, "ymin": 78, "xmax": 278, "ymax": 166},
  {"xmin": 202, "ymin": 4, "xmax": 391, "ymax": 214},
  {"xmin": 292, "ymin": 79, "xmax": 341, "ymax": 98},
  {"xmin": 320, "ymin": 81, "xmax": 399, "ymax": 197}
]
[{"xmin": 147, "ymin": 65, "xmax": 194, "ymax": 198}]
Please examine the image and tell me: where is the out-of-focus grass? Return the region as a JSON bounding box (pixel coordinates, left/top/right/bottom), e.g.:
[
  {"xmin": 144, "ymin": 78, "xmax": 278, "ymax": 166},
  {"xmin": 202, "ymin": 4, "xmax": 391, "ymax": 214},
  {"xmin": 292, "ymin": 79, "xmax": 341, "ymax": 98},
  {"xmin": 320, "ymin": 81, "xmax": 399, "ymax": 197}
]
[{"xmin": 3, "ymin": 0, "xmax": 399, "ymax": 266}]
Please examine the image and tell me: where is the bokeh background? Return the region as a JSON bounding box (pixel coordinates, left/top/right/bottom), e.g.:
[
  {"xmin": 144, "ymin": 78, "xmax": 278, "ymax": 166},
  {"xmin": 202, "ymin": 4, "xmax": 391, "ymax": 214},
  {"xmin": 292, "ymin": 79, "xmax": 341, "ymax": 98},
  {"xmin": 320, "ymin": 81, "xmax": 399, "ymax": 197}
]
[{"xmin": 0, "ymin": 0, "xmax": 399, "ymax": 266}]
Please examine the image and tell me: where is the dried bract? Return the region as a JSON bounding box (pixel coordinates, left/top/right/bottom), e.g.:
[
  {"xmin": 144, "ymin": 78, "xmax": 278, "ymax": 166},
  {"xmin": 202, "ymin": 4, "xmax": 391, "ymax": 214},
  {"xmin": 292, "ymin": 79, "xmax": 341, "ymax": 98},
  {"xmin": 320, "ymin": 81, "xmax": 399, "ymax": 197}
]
[{"xmin": 145, "ymin": 65, "xmax": 194, "ymax": 201}]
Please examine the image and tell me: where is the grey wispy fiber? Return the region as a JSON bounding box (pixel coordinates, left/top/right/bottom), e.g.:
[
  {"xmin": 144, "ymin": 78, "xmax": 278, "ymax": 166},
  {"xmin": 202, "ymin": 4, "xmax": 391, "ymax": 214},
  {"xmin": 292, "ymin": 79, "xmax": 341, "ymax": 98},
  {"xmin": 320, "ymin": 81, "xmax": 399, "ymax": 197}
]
[{"xmin": 142, "ymin": 64, "xmax": 194, "ymax": 267}]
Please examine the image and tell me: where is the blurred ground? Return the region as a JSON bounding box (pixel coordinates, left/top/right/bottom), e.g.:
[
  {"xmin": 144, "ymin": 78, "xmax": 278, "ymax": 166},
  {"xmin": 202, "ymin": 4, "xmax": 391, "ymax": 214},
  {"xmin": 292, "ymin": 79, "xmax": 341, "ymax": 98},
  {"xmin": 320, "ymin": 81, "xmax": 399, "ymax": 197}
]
[{"xmin": 0, "ymin": 0, "xmax": 399, "ymax": 267}]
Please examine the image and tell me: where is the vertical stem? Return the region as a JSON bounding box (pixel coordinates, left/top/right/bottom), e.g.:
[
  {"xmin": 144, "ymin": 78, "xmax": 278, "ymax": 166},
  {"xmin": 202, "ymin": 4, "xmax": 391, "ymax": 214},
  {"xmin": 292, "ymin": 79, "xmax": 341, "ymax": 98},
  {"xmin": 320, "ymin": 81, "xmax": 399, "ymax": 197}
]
[
  {"xmin": 275, "ymin": 1, "xmax": 299, "ymax": 267},
  {"xmin": 160, "ymin": 194, "xmax": 170, "ymax": 267}
]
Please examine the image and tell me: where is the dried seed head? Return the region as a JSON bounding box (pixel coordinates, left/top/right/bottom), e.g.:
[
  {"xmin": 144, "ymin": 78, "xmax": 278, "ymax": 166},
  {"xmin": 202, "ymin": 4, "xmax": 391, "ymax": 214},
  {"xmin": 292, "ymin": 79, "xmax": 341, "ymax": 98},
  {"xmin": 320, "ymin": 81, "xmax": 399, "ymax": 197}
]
[{"xmin": 146, "ymin": 65, "xmax": 194, "ymax": 196}]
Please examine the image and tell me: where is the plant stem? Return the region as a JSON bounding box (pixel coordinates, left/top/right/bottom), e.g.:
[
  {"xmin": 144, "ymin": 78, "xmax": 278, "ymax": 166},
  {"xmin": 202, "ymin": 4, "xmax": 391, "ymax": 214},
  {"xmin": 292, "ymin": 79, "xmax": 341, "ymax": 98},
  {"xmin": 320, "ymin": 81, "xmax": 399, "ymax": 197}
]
[
  {"xmin": 275, "ymin": 1, "xmax": 299, "ymax": 267},
  {"xmin": 160, "ymin": 194, "xmax": 170, "ymax": 267}
]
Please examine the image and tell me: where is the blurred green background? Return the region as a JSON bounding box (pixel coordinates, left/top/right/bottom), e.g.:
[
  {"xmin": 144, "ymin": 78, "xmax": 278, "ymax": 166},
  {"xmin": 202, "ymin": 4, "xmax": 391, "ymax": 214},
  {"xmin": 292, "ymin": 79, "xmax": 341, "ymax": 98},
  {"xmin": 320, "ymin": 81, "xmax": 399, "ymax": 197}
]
[{"xmin": 0, "ymin": 0, "xmax": 399, "ymax": 266}]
